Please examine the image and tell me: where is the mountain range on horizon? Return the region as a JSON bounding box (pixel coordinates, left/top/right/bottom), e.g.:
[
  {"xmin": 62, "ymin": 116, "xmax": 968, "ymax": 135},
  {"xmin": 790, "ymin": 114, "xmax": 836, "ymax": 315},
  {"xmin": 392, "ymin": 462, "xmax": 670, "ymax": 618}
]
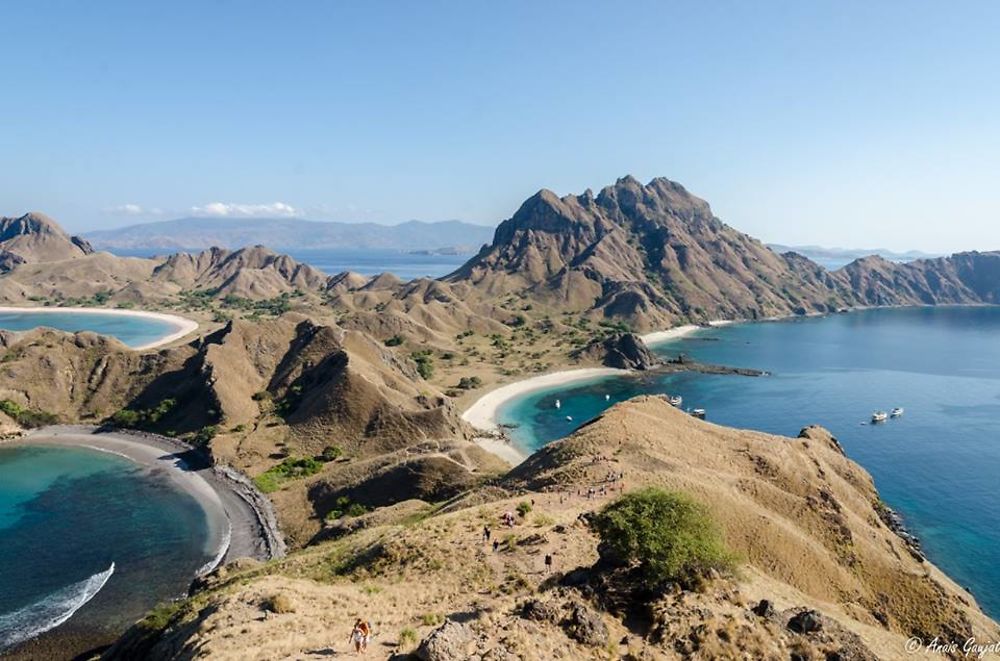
[
  {"xmin": 4, "ymin": 175, "xmax": 1000, "ymax": 333},
  {"xmin": 81, "ymin": 216, "xmax": 496, "ymax": 253}
]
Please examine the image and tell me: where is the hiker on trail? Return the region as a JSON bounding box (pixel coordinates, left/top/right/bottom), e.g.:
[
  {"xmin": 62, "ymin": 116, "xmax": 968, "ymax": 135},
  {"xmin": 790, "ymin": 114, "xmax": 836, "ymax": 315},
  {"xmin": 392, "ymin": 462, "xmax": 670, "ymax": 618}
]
[
  {"xmin": 483, "ymin": 525, "xmax": 492, "ymax": 542},
  {"xmin": 493, "ymin": 539, "xmax": 500, "ymax": 552},
  {"xmin": 544, "ymin": 554, "xmax": 553, "ymax": 571},
  {"xmin": 349, "ymin": 618, "xmax": 371, "ymax": 654}
]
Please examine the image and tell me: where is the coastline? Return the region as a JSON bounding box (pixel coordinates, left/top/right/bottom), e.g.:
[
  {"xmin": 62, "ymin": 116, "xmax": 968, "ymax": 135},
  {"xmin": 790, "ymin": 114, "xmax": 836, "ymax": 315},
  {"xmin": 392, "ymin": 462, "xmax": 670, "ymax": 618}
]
[
  {"xmin": 0, "ymin": 305, "xmax": 199, "ymax": 351},
  {"xmin": 640, "ymin": 319, "xmax": 735, "ymax": 346},
  {"xmin": 463, "ymin": 367, "xmax": 628, "ymax": 466},
  {"xmin": 0, "ymin": 427, "xmax": 283, "ymax": 658},
  {"xmin": 6, "ymin": 426, "xmax": 283, "ymax": 565}
]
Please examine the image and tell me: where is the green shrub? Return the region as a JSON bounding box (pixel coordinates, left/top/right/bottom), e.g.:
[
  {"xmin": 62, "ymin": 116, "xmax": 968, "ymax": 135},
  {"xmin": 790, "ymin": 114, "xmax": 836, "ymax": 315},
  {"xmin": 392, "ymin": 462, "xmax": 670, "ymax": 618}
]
[
  {"xmin": 384, "ymin": 335, "xmax": 404, "ymax": 347},
  {"xmin": 254, "ymin": 456, "xmax": 324, "ymax": 493},
  {"xmin": 457, "ymin": 375, "xmax": 482, "ymax": 390},
  {"xmin": 0, "ymin": 399, "xmax": 58, "ymax": 428},
  {"xmin": 110, "ymin": 398, "xmax": 176, "ymax": 430},
  {"xmin": 319, "ymin": 445, "xmax": 343, "ymax": 462},
  {"xmin": 592, "ymin": 487, "xmax": 736, "ymax": 590},
  {"xmin": 410, "ymin": 350, "xmax": 434, "ymax": 380},
  {"xmin": 191, "ymin": 425, "xmax": 218, "ymax": 445},
  {"xmin": 516, "ymin": 501, "xmax": 533, "ymax": 517}
]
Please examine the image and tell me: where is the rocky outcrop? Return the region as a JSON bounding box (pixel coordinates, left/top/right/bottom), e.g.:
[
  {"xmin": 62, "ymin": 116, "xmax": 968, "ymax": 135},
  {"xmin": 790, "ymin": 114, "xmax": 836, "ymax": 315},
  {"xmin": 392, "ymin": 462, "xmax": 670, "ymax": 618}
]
[{"xmin": 571, "ymin": 332, "xmax": 660, "ymax": 369}]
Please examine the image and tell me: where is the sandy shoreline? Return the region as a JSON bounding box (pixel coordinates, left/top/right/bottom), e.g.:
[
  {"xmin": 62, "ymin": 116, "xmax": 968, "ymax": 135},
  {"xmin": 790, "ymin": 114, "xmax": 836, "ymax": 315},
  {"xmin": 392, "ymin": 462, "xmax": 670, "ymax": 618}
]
[
  {"xmin": 463, "ymin": 368, "xmax": 628, "ymax": 466},
  {"xmin": 640, "ymin": 319, "xmax": 735, "ymax": 346},
  {"xmin": 0, "ymin": 305, "xmax": 199, "ymax": 351},
  {"xmin": 464, "ymin": 321, "xmax": 740, "ymax": 465}
]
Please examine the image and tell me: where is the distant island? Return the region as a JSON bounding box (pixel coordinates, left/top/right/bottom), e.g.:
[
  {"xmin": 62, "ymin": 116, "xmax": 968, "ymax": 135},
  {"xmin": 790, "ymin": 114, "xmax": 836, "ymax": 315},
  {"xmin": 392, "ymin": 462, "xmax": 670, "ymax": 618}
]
[
  {"xmin": 81, "ymin": 217, "xmax": 496, "ymax": 253},
  {"xmin": 768, "ymin": 243, "xmax": 942, "ymax": 270}
]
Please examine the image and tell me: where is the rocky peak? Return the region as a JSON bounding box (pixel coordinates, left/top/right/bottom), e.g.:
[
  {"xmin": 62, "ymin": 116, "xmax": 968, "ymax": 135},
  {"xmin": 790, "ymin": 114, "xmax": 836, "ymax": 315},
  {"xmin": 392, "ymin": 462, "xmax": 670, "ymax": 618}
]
[{"xmin": 0, "ymin": 211, "xmax": 94, "ymax": 263}]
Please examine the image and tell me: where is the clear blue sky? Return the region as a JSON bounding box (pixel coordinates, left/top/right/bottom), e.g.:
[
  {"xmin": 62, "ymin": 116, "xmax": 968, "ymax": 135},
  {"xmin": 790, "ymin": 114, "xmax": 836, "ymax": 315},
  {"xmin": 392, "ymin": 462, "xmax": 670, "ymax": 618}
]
[{"xmin": 2, "ymin": 1, "xmax": 998, "ymax": 252}]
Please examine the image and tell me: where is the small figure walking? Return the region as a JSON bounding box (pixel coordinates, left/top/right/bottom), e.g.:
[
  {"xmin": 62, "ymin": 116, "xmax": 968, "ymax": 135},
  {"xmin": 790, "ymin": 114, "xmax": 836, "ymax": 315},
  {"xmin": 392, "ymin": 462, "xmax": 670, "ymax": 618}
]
[
  {"xmin": 544, "ymin": 553, "xmax": 553, "ymax": 571},
  {"xmin": 492, "ymin": 539, "xmax": 500, "ymax": 553},
  {"xmin": 349, "ymin": 618, "xmax": 371, "ymax": 654},
  {"xmin": 483, "ymin": 525, "xmax": 492, "ymax": 543}
]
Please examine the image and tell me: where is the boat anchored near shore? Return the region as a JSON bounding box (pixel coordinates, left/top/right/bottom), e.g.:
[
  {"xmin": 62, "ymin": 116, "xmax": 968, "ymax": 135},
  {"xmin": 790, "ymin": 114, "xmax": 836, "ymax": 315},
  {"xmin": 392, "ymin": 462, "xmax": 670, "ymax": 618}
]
[{"xmin": 871, "ymin": 411, "xmax": 888, "ymax": 423}]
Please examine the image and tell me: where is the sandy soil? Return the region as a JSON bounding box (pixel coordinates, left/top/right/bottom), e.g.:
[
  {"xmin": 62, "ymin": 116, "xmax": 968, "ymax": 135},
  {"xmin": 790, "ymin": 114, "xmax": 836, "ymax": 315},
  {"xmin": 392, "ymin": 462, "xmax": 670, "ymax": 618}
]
[{"xmin": 0, "ymin": 305, "xmax": 199, "ymax": 351}]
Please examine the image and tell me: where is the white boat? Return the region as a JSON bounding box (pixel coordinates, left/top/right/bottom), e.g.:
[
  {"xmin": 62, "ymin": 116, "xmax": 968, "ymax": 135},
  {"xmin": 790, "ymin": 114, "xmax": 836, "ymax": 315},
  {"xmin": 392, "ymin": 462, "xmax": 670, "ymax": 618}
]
[
  {"xmin": 691, "ymin": 408, "xmax": 706, "ymax": 419},
  {"xmin": 565, "ymin": 415, "xmax": 573, "ymax": 422},
  {"xmin": 871, "ymin": 411, "xmax": 888, "ymax": 423},
  {"xmin": 668, "ymin": 395, "xmax": 683, "ymax": 407},
  {"xmin": 555, "ymin": 399, "xmax": 561, "ymax": 409},
  {"xmin": 605, "ymin": 394, "xmax": 610, "ymax": 401},
  {"xmin": 890, "ymin": 407, "xmax": 904, "ymax": 417}
]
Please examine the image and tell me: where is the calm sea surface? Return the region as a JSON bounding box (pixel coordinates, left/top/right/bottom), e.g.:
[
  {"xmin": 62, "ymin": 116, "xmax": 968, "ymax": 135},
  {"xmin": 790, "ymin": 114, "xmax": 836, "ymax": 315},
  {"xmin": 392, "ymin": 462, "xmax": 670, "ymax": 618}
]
[
  {"xmin": 0, "ymin": 445, "xmax": 214, "ymax": 653},
  {"xmin": 0, "ymin": 311, "xmax": 179, "ymax": 348},
  {"xmin": 108, "ymin": 247, "xmax": 470, "ymax": 280},
  {"xmin": 499, "ymin": 306, "xmax": 1000, "ymax": 616}
]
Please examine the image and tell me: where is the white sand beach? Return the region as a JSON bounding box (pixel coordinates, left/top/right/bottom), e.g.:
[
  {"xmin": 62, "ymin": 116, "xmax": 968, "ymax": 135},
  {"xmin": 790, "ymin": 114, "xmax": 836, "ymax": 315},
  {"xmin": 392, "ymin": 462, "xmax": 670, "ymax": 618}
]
[
  {"xmin": 462, "ymin": 367, "xmax": 628, "ymax": 433},
  {"xmin": 640, "ymin": 320, "xmax": 735, "ymax": 346},
  {"xmin": 0, "ymin": 306, "xmax": 199, "ymax": 350}
]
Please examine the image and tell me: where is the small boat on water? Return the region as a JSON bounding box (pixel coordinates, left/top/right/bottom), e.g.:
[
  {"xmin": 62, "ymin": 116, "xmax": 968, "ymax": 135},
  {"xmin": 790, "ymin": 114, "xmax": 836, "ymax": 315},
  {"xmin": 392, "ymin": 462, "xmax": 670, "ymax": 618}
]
[
  {"xmin": 872, "ymin": 411, "xmax": 888, "ymax": 423},
  {"xmin": 555, "ymin": 399, "xmax": 561, "ymax": 409},
  {"xmin": 565, "ymin": 415, "xmax": 573, "ymax": 422},
  {"xmin": 891, "ymin": 407, "xmax": 904, "ymax": 417},
  {"xmin": 605, "ymin": 394, "xmax": 611, "ymax": 401},
  {"xmin": 668, "ymin": 395, "xmax": 683, "ymax": 407},
  {"xmin": 691, "ymin": 408, "xmax": 706, "ymax": 420}
]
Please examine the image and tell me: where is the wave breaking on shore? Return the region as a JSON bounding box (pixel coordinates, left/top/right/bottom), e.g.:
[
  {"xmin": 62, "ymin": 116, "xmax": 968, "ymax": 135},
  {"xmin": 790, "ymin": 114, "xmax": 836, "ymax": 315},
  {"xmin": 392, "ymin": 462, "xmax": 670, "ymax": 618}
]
[{"xmin": 0, "ymin": 563, "xmax": 115, "ymax": 652}]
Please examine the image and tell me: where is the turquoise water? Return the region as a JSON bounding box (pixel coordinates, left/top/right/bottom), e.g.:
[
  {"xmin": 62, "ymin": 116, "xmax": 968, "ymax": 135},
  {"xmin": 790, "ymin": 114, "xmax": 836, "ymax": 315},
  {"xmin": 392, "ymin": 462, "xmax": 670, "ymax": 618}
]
[
  {"xmin": 0, "ymin": 444, "xmax": 214, "ymax": 652},
  {"xmin": 0, "ymin": 311, "xmax": 181, "ymax": 348},
  {"xmin": 499, "ymin": 306, "xmax": 1000, "ymax": 617}
]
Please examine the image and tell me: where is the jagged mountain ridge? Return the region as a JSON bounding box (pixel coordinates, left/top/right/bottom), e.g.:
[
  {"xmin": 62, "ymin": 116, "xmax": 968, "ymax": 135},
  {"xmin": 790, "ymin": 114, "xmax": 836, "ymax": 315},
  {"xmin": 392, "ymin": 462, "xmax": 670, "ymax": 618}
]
[{"xmin": 445, "ymin": 176, "xmax": 1000, "ymax": 330}]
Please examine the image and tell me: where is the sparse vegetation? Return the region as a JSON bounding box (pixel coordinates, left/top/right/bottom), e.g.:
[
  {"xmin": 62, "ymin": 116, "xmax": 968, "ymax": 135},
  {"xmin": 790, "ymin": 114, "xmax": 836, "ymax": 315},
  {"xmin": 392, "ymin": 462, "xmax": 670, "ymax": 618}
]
[
  {"xmin": 254, "ymin": 456, "xmax": 324, "ymax": 493},
  {"xmin": 399, "ymin": 627, "xmax": 418, "ymax": 648},
  {"xmin": 0, "ymin": 399, "xmax": 58, "ymax": 428},
  {"xmin": 325, "ymin": 495, "xmax": 369, "ymax": 521},
  {"xmin": 457, "ymin": 375, "xmax": 482, "ymax": 390},
  {"xmin": 191, "ymin": 425, "xmax": 219, "ymax": 446},
  {"xmin": 410, "ymin": 350, "xmax": 434, "ymax": 380},
  {"xmin": 110, "ymin": 398, "xmax": 176, "ymax": 430},
  {"xmin": 516, "ymin": 501, "xmax": 533, "ymax": 517},
  {"xmin": 384, "ymin": 335, "xmax": 404, "ymax": 347},
  {"xmin": 261, "ymin": 593, "xmax": 295, "ymax": 614},
  {"xmin": 592, "ymin": 487, "xmax": 736, "ymax": 590},
  {"xmin": 319, "ymin": 445, "xmax": 344, "ymax": 462}
]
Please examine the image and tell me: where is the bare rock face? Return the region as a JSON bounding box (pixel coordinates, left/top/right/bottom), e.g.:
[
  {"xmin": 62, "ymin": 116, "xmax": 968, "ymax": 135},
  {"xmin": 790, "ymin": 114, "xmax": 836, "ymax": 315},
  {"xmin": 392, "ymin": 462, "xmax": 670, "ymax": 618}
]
[
  {"xmin": 562, "ymin": 603, "xmax": 609, "ymax": 647},
  {"xmin": 415, "ymin": 620, "xmax": 477, "ymax": 661},
  {"xmin": 572, "ymin": 332, "xmax": 659, "ymax": 370}
]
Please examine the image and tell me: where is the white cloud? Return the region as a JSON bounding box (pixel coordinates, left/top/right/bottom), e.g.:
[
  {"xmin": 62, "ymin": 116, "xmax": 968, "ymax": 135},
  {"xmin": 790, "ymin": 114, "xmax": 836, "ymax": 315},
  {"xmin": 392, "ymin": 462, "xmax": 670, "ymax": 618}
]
[
  {"xmin": 107, "ymin": 203, "xmax": 147, "ymax": 216},
  {"xmin": 190, "ymin": 202, "xmax": 300, "ymax": 218}
]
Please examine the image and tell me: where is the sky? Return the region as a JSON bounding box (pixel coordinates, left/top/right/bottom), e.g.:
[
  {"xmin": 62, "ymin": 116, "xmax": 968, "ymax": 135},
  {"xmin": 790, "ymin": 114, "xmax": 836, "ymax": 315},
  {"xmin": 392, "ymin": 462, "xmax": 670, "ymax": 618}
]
[{"xmin": 1, "ymin": 1, "xmax": 999, "ymax": 252}]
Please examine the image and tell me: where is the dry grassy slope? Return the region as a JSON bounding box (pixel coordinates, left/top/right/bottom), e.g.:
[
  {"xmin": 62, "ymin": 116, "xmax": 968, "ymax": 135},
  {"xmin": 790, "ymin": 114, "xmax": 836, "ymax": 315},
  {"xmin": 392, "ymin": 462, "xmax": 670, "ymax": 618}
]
[
  {"xmin": 504, "ymin": 397, "xmax": 998, "ymax": 647},
  {"xmin": 0, "ymin": 317, "xmax": 503, "ymax": 545},
  {"xmin": 105, "ymin": 396, "xmax": 996, "ymax": 660}
]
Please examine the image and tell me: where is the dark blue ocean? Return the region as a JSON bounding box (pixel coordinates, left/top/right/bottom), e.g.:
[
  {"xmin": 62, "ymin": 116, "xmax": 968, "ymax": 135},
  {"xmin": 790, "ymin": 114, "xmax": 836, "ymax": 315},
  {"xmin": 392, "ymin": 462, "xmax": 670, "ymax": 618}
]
[
  {"xmin": 499, "ymin": 306, "xmax": 1000, "ymax": 617},
  {"xmin": 0, "ymin": 445, "xmax": 214, "ymax": 652}
]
